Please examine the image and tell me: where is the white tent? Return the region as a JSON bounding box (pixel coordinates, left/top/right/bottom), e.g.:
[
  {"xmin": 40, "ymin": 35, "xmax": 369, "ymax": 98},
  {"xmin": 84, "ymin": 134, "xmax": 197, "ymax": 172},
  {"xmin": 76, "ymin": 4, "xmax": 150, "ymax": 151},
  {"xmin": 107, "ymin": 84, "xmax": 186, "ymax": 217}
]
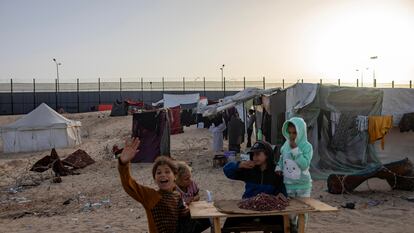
[{"xmin": 0, "ymin": 103, "xmax": 82, "ymax": 153}]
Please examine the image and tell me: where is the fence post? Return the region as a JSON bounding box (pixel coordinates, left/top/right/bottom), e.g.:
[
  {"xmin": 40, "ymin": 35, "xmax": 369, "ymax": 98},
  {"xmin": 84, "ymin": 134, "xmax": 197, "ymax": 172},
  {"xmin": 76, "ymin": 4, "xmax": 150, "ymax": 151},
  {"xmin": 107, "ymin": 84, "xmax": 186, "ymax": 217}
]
[
  {"xmin": 119, "ymin": 77, "xmax": 122, "ymax": 99},
  {"xmin": 55, "ymin": 78, "xmax": 58, "ymax": 110},
  {"xmin": 392, "ymin": 80, "xmax": 394, "ymax": 88},
  {"xmin": 10, "ymin": 78, "xmax": 14, "ymax": 115},
  {"xmin": 77, "ymin": 78, "xmax": 80, "ymax": 113},
  {"xmin": 33, "ymin": 78, "xmax": 36, "ymax": 110},
  {"xmin": 183, "ymin": 77, "xmax": 185, "ymax": 94},
  {"xmin": 223, "ymin": 77, "xmax": 226, "ymax": 97},
  {"xmin": 320, "ymin": 79, "xmax": 322, "ymax": 85},
  {"xmin": 338, "ymin": 79, "xmax": 340, "ymax": 86},
  {"xmin": 203, "ymin": 77, "xmax": 206, "ymax": 96},
  {"xmin": 357, "ymin": 79, "xmax": 359, "ymax": 87},
  {"xmin": 374, "ymin": 79, "xmax": 377, "ymax": 88},
  {"xmin": 98, "ymin": 78, "xmax": 101, "ymax": 104},
  {"xmin": 162, "ymin": 77, "xmax": 165, "ymax": 94},
  {"xmin": 140, "ymin": 78, "xmax": 144, "ymax": 105},
  {"xmin": 282, "ymin": 79, "xmax": 285, "ymax": 89},
  {"xmin": 410, "ymin": 80, "xmax": 412, "ymax": 88},
  {"xmin": 243, "ymin": 77, "xmax": 246, "ymax": 90},
  {"xmin": 263, "ymin": 76, "xmax": 265, "ymax": 89},
  {"xmin": 150, "ymin": 81, "xmax": 153, "ymax": 103}
]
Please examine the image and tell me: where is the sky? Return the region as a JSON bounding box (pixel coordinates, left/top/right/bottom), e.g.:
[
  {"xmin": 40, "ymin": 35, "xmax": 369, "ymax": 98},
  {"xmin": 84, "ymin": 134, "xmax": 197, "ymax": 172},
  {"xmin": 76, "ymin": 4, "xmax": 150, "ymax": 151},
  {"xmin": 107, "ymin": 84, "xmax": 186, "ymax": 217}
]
[{"xmin": 0, "ymin": 0, "xmax": 414, "ymax": 83}]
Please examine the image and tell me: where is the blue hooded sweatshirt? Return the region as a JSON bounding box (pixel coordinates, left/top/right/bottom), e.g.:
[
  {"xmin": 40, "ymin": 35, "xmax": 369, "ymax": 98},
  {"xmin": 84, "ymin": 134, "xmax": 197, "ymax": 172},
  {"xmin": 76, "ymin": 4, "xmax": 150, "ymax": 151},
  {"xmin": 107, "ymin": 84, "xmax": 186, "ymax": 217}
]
[
  {"xmin": 223, "ymin": 141, "xmax": 286, "ymax": 198},
  {"xmin": 275, "ymin": 117, "xmax": 313, "ymax": 191}
]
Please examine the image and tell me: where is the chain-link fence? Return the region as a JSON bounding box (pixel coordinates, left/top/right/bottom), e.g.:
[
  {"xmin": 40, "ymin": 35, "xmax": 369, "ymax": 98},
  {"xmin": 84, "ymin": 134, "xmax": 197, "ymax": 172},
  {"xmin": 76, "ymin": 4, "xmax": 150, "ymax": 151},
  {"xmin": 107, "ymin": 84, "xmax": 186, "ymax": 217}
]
[{"xmin": 0, "ymin": 77, "xmax": 412, "ymax": 115}]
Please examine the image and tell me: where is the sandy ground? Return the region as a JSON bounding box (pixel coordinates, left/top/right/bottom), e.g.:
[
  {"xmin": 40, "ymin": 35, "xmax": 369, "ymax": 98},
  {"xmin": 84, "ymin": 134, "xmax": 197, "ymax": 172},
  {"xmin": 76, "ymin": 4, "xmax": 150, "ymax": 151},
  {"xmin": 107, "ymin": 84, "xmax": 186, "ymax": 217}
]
[{"xmin": 0, "ymin": 111, "xmax": 413, "ymax": 233}]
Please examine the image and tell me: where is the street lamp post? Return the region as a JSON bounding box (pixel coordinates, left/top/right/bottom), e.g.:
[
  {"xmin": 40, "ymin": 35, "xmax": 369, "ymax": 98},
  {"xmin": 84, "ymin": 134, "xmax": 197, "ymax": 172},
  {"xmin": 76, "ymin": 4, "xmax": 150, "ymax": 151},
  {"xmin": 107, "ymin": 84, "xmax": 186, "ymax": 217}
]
[
  {"xmin": 370, "ymin": 56, "xmax": 378, "ymax": 87},
  {"xmin": 52, "ymin": 58, "xmax": 62, "ymax": 109},
  {"xmin": 220, "ymin": 64, "xmax": 225, "ymax": 91},
  {"xmin": 52, "ymin": 58, "xmax": 62, "ymax": 92}
]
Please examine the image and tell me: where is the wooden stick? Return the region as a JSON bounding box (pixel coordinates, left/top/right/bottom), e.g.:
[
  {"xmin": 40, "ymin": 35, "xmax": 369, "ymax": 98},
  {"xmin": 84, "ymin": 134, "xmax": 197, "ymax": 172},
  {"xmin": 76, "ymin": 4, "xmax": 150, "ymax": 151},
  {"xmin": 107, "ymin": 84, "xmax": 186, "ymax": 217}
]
[
  {"xmin": 213, "ymin": 217, "xmax": 221, "ymax": 233},
  {"xmin": 298, "ymin": 214, "xmax": 306, "ymax": 233},
  {"xmin": 283, "ymin": 215, "xmax": 290, "ymax": 233}
]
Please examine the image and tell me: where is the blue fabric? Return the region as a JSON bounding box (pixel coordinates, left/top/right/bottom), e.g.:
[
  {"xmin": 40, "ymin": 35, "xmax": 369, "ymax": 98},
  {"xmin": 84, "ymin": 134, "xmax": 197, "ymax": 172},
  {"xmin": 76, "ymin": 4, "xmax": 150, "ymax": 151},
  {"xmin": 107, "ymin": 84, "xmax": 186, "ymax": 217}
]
[{"xmin": 223, "ymin": 161, "xmax": 287, "ymax": 199}]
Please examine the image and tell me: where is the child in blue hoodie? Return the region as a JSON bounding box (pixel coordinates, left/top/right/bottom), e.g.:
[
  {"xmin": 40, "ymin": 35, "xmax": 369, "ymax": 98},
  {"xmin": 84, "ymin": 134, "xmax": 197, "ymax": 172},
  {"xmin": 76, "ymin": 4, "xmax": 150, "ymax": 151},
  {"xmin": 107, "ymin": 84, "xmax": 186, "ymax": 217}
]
[
  {"xmin": 223, "ymin": 140, "xmax": 286, "ymax": 229},
  {"xmin": 275, "ymin": 117, "xmax": 312, "ymax": 232}
]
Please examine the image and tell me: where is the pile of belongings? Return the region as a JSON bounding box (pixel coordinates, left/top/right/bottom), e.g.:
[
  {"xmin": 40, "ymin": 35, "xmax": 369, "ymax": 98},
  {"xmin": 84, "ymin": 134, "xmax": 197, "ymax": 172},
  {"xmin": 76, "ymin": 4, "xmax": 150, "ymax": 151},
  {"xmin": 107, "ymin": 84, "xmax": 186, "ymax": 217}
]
[
  {"xmin": 327, "ymin": 158, "xmax": 414, "ymax": 194},
  {"xmin": 238, "ymin": 193, "xmax": 289, "ymax": 211},
  {"xmin": 31, "ymin": 148, "xmax": 95, "ymax": 177}
]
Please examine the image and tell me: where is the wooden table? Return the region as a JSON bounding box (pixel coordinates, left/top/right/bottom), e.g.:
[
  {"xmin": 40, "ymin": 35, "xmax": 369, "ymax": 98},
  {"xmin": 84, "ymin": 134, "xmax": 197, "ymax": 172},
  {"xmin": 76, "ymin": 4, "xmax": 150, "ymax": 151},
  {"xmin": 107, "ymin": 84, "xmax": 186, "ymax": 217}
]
[{"xmin": 189, "ymin": 198, "xmax": 338, "ymax": 233}]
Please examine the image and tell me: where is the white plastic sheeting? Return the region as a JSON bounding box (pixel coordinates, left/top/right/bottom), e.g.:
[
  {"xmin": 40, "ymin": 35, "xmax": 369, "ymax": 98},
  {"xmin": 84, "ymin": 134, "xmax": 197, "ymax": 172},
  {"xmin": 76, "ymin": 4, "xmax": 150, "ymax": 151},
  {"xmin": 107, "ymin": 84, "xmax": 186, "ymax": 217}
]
[
  {"xmin": 163, "ymin": 93, "xmax": 200, "ymax": 108},
  {"xmin": 381, "ymin": 88, "xmax": 414, "ymax": 126},
  {"xmin": 0, "ymin": 103, "xmax": 82, "ymax": 153},
  {"xmin": 201, "ymin": 88, "xmax": 279, "ymax": 117},
  {"xmin": 286, "ymin": 83, "xmax": 318, "ymax": 117}
]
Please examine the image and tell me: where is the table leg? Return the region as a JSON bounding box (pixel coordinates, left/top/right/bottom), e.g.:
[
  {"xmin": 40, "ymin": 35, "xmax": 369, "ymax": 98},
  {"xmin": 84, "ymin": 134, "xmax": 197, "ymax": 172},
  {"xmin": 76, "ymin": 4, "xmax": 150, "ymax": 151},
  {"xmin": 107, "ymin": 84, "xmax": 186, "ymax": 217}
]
[
  {"xmin": 213, "ymin": 217, "xmax": 221, "ymax": 233},
  {"xmin": 283, "ymin": 215, "xmax": 290, "ymax": 233},
  {"xmin": 298, "ymin": 214, "xmax": 305, "ymax": 233}
]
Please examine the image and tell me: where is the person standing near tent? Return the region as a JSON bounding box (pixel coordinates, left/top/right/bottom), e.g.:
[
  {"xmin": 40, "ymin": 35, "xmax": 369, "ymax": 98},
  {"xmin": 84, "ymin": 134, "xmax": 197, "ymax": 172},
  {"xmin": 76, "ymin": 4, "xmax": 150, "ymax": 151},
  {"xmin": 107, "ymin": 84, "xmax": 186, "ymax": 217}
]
[
  {"xmin": 118, "ymin": 138, "xmax": 209, "ymax": 233},
  {"xmin": 246, "ymin": 109, "xmax": 256, "ymax": 148},
  {"xmin": 209, "ymin": 114, "xmax": 226, "ymax": 154},
  {"xmin": 275, "ymin": 117, "xmax": 313, "ymax": 233},
  {"xmin": 228, "ymin": 112, "xmax": 245, "ymax": 153}
]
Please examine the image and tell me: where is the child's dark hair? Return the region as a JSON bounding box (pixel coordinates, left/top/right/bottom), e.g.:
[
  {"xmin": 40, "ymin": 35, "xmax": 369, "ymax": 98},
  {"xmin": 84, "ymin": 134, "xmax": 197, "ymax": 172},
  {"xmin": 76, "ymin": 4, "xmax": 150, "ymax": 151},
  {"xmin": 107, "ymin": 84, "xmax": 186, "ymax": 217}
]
[
  {"xmin": 287, "ymin": 122, "xmax": 296, "ymax": 128},
  {"xmin": 248, "ymin": 109, "xmax": 254, "ymax": 115},
  {"xmin": 152, "ymin": 156, "xmax": 177, "ymax": 178}
]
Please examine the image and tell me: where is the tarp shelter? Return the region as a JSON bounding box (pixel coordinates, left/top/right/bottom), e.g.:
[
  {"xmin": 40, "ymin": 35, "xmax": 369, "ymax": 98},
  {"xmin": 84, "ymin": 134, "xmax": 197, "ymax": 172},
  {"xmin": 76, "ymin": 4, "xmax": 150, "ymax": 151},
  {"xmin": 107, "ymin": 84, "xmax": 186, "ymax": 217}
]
[
  {"xmin": 97, "ymin": 104, "xmax": 112, "ymax": 111},
  {"xmin": 131, "ymin": 110, "xmax": 170, "ymax": 163},
  {"xmin": 110, "ymin": 100, "xmax": 128, "ymax": 116},
  {"xmin": 201, "ymin": 88, "xmax": 279, "ymax": 117},
  {"xmin": 0, "ymin": 103, "xmax": 81, "ymax": 153},
  {"xmin": 381, "ymin": 88, "xmax": 414, "ymax": 126},
  {"xmin": 270, "ymin": 83, "xmax": 386, "ymax": 179},
  {"xmin": 159, "ymin": 93, "xmax": 200, "ymax": 108}
]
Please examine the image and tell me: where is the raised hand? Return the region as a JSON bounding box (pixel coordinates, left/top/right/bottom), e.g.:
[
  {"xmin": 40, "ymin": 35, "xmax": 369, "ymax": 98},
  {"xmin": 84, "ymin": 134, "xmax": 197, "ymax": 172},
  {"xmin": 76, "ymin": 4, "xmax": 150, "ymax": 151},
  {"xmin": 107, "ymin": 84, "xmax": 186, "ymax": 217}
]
[{"xmin": 119, "ymin": 137, "xmax": 140, "ymax": 164}]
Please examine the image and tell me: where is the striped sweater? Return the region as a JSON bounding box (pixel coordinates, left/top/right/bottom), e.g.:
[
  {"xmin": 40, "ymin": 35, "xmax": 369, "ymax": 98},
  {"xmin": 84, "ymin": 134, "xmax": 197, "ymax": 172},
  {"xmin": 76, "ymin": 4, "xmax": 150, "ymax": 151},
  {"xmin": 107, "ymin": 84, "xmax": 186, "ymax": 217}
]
[{"xmin": 118, "ymin": 161, "xmax": 187, "ymax": 233}]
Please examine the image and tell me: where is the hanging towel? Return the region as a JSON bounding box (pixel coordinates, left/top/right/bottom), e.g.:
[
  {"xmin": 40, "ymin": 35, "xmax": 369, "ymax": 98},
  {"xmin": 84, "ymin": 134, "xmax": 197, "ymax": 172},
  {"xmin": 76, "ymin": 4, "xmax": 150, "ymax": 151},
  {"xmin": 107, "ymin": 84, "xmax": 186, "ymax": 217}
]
[{"xmin": 368, "ymin": 116, "xmax": 393, "ymax": 150}]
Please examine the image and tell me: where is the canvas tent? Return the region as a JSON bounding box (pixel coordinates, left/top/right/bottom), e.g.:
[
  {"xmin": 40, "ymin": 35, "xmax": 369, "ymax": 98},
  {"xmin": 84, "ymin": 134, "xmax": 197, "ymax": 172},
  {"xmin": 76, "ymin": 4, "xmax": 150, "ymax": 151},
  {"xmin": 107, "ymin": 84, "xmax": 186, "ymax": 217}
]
[{"xmin": 0, "ymin": 103, "xmax": 82, "ymax": 153}]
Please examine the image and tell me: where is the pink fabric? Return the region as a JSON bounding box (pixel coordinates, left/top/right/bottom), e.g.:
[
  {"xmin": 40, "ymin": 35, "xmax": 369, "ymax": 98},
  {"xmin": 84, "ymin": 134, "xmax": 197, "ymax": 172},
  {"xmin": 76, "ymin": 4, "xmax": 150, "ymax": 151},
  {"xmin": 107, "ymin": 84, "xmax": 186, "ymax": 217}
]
[{"xmin": 177, "ymin": 180, "xmax": 199, "ymax": 204}]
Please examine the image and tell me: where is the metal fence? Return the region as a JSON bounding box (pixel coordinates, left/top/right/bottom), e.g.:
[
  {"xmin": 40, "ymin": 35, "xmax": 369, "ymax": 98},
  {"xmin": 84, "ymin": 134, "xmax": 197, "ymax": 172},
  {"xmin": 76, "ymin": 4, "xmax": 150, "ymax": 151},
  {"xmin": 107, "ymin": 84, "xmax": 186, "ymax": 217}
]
[{"xmin": 0, "ymin": 77, "xmax": 412, "ymax": 115}]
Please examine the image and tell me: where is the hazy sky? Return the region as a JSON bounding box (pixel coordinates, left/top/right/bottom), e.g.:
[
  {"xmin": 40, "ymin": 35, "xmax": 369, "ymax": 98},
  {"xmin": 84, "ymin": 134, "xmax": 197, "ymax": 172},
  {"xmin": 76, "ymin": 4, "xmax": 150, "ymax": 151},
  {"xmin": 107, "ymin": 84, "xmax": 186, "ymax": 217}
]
[{"xmin": 1, "ymin": 0, "xmax": 414, "ymax": 83}]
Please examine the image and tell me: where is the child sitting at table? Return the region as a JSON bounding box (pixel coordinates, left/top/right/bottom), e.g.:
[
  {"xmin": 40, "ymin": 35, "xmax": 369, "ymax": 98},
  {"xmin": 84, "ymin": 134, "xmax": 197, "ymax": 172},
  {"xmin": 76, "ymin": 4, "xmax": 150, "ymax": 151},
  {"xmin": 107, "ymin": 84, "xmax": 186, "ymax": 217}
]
[
  {"xmin": 223, "ymin": 140, "xmax": 286, "ymax": 230},
  {"xmin": 275, "ymin": 117, "xmax": 313, "ymax": 233},
  {"xmin": 176, "ymin": 161, "xmax": 200, "ymax": 205},
  {"xmin": 118, "ymin": 138, "xmax": 209, "ymax": 233}
]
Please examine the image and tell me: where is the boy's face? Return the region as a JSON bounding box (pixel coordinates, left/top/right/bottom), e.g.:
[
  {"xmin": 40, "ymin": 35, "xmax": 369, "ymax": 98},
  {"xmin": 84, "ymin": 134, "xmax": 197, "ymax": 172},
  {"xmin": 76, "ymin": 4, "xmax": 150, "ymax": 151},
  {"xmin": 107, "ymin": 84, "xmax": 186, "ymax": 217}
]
[
  {"xmin": 176, "ymin": 170, "xmax": 192, "ymax": 188},
  {"xmin": 154, "ymin": 165, "xmax": 176, "ymax": 191},
  {"xmin": 252, "ymin": 151, "xmax": 267, "ymax": 166},
  {"xmin": 288, "ymin": 125, "xmax": 297, "ymax": 142}
]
